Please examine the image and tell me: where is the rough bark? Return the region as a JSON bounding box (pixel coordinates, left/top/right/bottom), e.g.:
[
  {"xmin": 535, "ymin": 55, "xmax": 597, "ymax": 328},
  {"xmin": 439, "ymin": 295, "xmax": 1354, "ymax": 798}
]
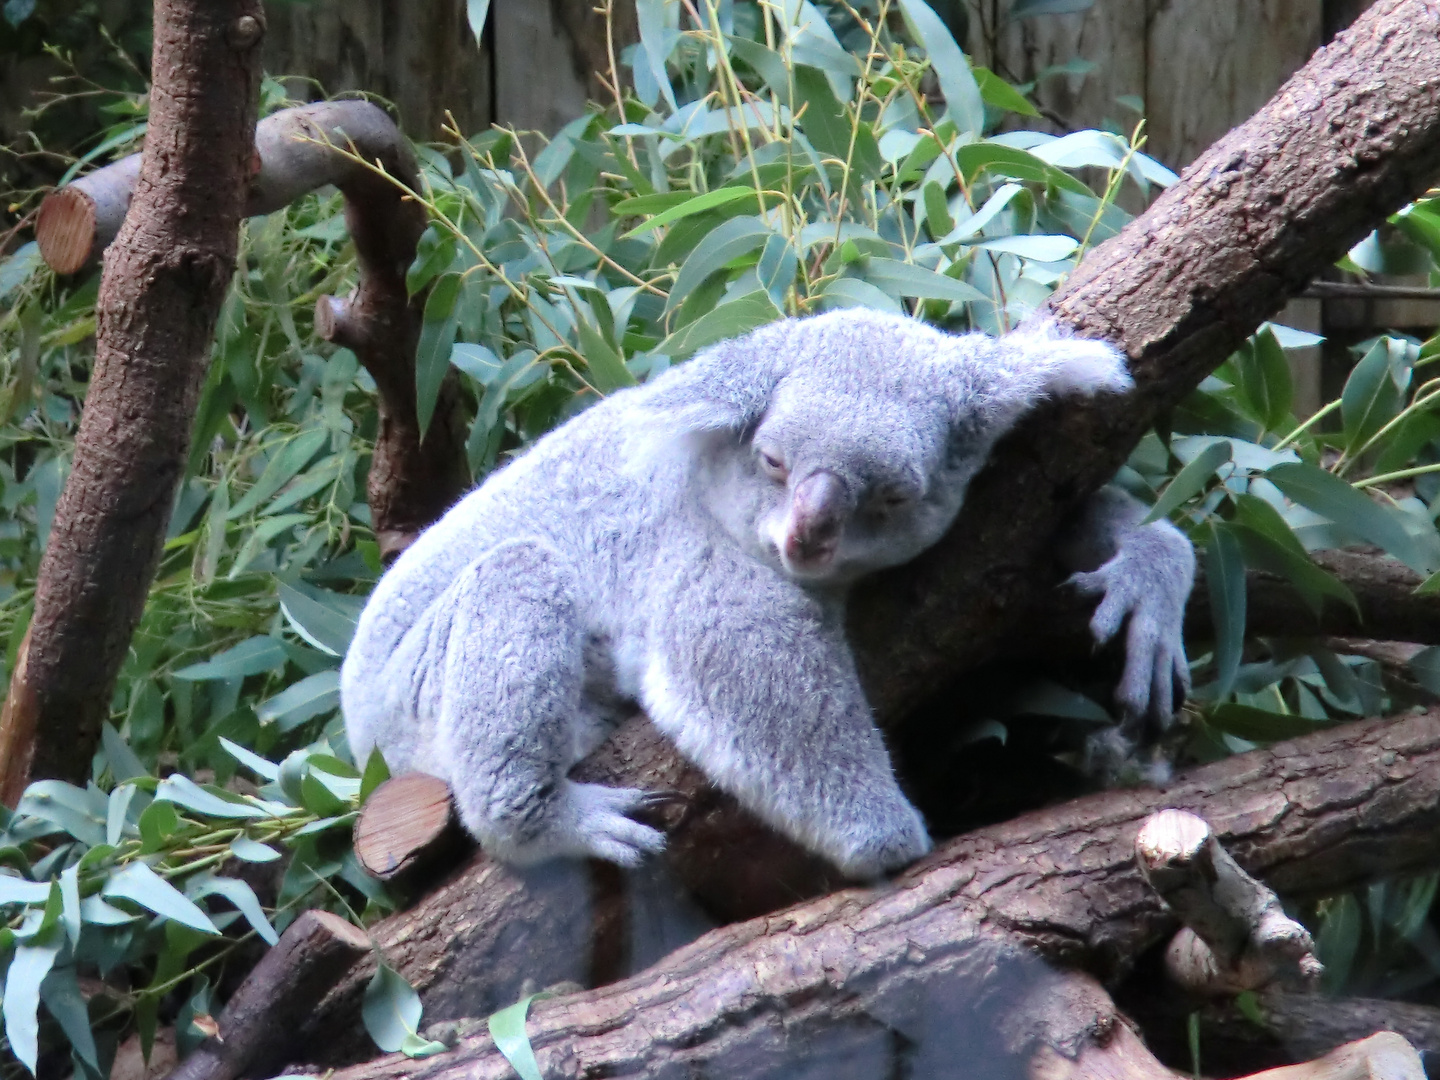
[
  {"xmin": 0, "ymin": 0, "xmax": 265, "ymax": 795},
  {"xmin": 286, "ymin": 714, "xmax": 1440, "ymax": 1071},
  {"xmin": 286, "ymin": 711, "xmax": 1440, "ymax": 1077},
  {"xmin": 36, "ymin": 100, "xmax": 471, "ymax": 558}
]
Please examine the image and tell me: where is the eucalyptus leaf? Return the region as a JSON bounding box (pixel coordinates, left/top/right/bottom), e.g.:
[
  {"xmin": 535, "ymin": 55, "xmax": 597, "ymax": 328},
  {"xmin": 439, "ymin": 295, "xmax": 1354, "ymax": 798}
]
[
  {"xmin": 1204, "ymin": 522, "xmax": 1247, "ymax": 700},
  {"xmin": 185, "ymin": 876, "xmax": 279, "ymax": 945},
  {"xmin": 488, "ymin": 994, "xmax": 549, "ymax": 1080},
  {"xmin": 103, "ymin": 863, "xmax": 219, "ymax": 936},
  {"xmin": 1208, "ymin": 703, "xmax": 1324, "ymax": 742},
  {"xmin": 4, "ymin": 939, "xmax": 61, "ymax": 1074},
  {"xmin": 416, "ymin": 273, "xmax": 463, "ymax": 439},
  {"xmin": 897, "ymin": 0, "xmax": 984, "ymax": 135},
  {"xmin": 861, "ymin": 258, "xmax": 986, "ymax": 303},
  {"xmin": 1267, "ymin": 461, "xmax": 1431, "ymax": 573},
  {"xmin": 40, "ymin": 966, "xmax": 99, "ymax": 1072},
  {"xmin": 1142, "ymin": 441, "xmax": 1232, "ymax": 524},
  {"xmin": 465, "ymin": 0, "xmax": 489, "ymax": 41},
  {"xmin": 666, "ymin": 217, "xmax": 774, "ymax": 311},
  {"xmin": 1341, "ymin": 337, "xmax": 1406, "ymax": 453},
  {"xmin": 278, "ymin": 582, "xmax": 359, "ymax": 657},
  {"xmin": 256, "ymin": 670, "xmax": 342, "ymax": 731},
  {"xmin": 172, "ymin": 637, "xmax": 285, "ymax": 682},
  {"xmin": 230, "ymin": 837, "xmax": 282, "ymax": 863},
  {"xmin": 657, "ymin": 292, "xmax": 781, "ymax": 358},
  {"xmin": 363, "ymin": 964, "xmax": 424, "ymax": 1053}
]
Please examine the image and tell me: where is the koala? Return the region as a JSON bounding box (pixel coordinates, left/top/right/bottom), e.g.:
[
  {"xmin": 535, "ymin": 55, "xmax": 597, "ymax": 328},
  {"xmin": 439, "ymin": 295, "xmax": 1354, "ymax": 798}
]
[{"xmin": 341, "ymin": 309, "xmax": 1194, "ymax": 879}]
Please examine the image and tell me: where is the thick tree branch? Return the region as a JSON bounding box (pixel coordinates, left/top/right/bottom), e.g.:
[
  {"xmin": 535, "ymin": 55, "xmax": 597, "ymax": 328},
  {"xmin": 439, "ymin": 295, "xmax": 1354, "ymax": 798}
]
[
  {"xmin": 296, "ymin": 711, "xmax": 1440, "ymax": 1077},
  {"xmin": 0, "ymin": 0, "xmax": 265, "ymax": 797}
]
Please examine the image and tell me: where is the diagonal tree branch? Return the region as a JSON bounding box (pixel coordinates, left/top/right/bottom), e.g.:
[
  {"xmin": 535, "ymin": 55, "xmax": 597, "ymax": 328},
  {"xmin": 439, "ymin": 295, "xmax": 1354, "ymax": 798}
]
[{"xmin": 848, "ymin": 0, "xmax": 1440, "ymax": 719}]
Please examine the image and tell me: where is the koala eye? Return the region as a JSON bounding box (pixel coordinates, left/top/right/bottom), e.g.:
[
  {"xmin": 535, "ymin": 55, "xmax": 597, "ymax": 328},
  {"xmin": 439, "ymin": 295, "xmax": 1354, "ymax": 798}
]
[
  {"xmin": 873, "ymin": 487, "xmax": 915, "ymax": 513},
  {"xmin": 757, "ymin": 448, "xmax": 789, "ymax": 482}
]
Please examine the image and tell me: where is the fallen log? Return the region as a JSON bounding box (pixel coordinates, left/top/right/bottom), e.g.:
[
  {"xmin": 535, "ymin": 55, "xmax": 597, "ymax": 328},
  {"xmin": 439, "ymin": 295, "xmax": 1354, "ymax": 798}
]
[{"xmin": 279, "ymin": 710, "xmax": 1440, "ymax": 1069}]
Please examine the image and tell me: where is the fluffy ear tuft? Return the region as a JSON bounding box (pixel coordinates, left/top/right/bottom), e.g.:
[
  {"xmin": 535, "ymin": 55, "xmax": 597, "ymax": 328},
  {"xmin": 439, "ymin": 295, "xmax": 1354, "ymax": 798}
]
[
  {"xmin": 1009, "ymin": 323, "xmax": 1133, "ymax": 398},
  {"xmin": 635, "ymin": 332, "xmax": 782, "ymax": 434}
]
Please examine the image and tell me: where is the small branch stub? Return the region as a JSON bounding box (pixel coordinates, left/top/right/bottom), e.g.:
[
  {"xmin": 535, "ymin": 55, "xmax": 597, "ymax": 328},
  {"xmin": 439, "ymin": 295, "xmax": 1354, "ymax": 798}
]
[
  {"xmin": 226, "ymin": 13, "xmax": 262, "ymax": 48},
  {"xmin": 353, "ymin": 772, "xmax": 468, "ymax": 883},
  {"xmin": 1136, "ymin": 808, "xmax": 1322, "ymax": 995},
  {"xmin": 162, "ymin": 909, "xmax": 369, "ymax": 1080},
  {"xmin": 314, "ymin": 294, "xmax": 365, "ymax": 352}
]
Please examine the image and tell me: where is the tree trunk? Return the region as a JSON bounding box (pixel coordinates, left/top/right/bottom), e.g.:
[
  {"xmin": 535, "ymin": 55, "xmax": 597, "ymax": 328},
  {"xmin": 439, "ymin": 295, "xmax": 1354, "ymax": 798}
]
[
  {"xmin": 0, "ymin": 0, "xmax": 264, "ymax": 798},
  {"xmin": 302, "ymin": 711, "xmax": 1440, "ymax": 1078}
]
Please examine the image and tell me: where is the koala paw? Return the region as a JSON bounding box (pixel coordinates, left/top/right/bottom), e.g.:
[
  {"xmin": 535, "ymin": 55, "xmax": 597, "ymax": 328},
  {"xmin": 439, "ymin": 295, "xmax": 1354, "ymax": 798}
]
[
  {"xmin": 456, "ymin": 779, "xmax": 667, "ymax": 868},
  {"xmin": 1069, "ymin": 536, "xmax": 1191, "ymax": 734},
  {"xmin": 562, "ymin": 782, "xmax": 669, "ymax": 867},
  {"xmin": 832, "ymin": 802, "xmax": 932, "ymax": 881}
]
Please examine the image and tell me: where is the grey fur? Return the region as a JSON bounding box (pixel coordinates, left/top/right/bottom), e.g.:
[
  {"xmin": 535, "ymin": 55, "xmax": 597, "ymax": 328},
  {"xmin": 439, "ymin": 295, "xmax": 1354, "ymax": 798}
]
[{"xmin": 341, "ymin": 309, "xmax": 1191, "ymax": 877}]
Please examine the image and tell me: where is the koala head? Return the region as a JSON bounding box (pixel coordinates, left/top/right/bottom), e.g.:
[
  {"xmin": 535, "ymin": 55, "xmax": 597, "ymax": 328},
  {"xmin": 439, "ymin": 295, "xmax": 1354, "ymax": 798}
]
[{"xmin": 640, "ymin": 310, "xmax": 1131, "ymax": 585}]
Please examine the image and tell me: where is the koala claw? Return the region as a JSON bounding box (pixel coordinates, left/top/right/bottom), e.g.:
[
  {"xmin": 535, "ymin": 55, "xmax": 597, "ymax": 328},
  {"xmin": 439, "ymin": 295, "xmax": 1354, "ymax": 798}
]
[
  {"xmin": 568, "ymin": 783, "xmax": 669, "ymax": 867},
  {"xmin": 1069, "ymin": 557, "xmax": 1191, "ymax": 732}
]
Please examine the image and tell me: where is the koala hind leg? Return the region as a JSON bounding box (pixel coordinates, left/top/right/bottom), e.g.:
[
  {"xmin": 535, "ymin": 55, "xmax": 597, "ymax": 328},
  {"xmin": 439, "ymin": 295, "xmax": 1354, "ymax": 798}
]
[{"xmin": 436, "ymin": 541, "xmax": 664, "ymax": 867}]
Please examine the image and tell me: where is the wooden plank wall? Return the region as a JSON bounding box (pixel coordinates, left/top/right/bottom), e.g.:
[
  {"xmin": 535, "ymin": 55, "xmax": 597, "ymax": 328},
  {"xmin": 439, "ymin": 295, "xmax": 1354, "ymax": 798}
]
[
  {"xmin": 967, "ymin": 0, "xmax": 1404, "ymax": 414},
  {"xmin": 965, "ymin": 0, "xmax": 1323, "ymax": 170}
]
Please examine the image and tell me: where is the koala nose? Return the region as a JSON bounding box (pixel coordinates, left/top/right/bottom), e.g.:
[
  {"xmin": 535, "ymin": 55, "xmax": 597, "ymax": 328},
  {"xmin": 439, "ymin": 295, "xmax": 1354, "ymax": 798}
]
[{"xmin": 784, "ymin": 471, "xmax": 849, "ymax": 565}]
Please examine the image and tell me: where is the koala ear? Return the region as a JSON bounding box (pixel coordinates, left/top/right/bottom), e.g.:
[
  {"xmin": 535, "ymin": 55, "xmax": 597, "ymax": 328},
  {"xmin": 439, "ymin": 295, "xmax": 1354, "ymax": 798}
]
[
  {"xmin": 1006, "ymin": 322, "xmax": 1133, "ymax": 398},
  {"xmin": 938, "ymin": 323, "xmax": 1132, "ymax": 442},
  {"xmin": 637, "ymin": 332, "xmax": 782, "ymax": 434}
]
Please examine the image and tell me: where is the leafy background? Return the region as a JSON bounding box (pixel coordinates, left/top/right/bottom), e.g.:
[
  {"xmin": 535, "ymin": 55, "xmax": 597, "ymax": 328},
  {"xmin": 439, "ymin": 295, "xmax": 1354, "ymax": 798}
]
[{"xmin": 3, "ymin": 0, "xmax": 1440, "ymax": 1074}]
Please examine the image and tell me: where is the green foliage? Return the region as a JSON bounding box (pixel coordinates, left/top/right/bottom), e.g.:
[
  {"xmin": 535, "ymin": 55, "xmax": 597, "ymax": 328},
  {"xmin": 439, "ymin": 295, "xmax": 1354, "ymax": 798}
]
[{"xmin": 0, "ymin": 733, "xmax": 383, "ymax": 1077}]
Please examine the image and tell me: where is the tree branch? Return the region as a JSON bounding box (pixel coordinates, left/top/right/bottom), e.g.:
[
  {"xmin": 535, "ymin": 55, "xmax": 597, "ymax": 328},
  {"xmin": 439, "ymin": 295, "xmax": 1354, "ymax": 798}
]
[
  {"xmin": 35, "ymin": 101, "xmax": 471, "ymax": 557},
  {"xmin": 296, "ymin": 710, "xmax": 1440, "ymax": 1076}
]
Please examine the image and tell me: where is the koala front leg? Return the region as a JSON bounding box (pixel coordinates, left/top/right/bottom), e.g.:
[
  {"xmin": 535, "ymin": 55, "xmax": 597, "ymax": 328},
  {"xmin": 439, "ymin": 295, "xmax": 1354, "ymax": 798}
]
[
  {"xmin": 1061, "ymin": 486, "xmax": 1196, "ymax": 731},
  {"xmin": 640, "ymin": 548, "xmax": 930, "ymax": 879},
  {"xmin": 432, "ymin": 541, "xmax": 665, "ymax": 867}
]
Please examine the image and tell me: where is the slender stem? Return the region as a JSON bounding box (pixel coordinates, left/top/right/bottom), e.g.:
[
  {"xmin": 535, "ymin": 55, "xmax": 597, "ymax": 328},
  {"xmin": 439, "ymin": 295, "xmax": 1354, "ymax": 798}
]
[
  {"xmin": 1353, "ymin": 460, "xmax": 1440, "ymax": 489},
  {"xmin": 1273, "ymin": 398, "xmax": 1341, "ymax": 452}
]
